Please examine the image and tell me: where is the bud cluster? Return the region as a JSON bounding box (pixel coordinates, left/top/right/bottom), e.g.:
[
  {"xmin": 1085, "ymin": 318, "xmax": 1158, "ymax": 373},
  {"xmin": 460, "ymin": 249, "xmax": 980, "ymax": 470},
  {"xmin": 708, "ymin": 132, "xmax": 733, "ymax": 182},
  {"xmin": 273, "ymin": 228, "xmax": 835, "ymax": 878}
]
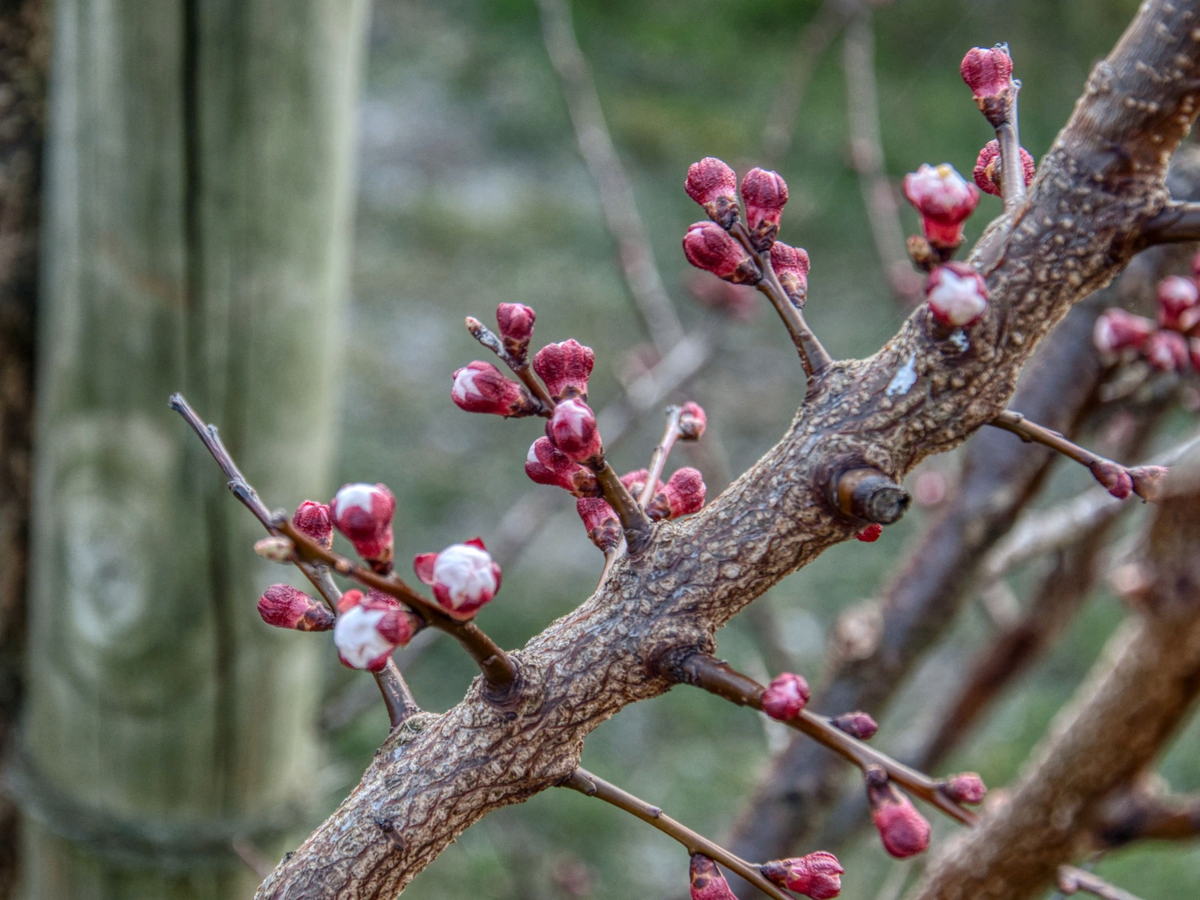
[{"xmin": 1094, "ymin": 256, "xmax": 1200, "ymax": 375}]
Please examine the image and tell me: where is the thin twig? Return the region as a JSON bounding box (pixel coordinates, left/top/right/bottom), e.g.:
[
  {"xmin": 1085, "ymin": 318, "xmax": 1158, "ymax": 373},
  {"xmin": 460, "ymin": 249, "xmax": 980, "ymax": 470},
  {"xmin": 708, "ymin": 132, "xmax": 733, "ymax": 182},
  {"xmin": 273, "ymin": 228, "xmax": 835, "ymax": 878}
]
[
  {"xmin": 1058, "ymin": 866, "xmax": 1145, "ymax": 900},
  {"xmin": 995, "ymin": 46, "xmax": 1027, "ymax": 210},
  {"xmin": 465, "ymin": 316, "xmax": 556, "ymax": 413},
  {"xmin": 639, "ymin": 406, "xmax": 684, "ymax": 506},
  {"xmin": 990, "ymin": 409, "xmax": 1109, "ymax": 468},
  {"xmin": 560, "ymin": 768, "xmax": 794, "ymax": 900}
]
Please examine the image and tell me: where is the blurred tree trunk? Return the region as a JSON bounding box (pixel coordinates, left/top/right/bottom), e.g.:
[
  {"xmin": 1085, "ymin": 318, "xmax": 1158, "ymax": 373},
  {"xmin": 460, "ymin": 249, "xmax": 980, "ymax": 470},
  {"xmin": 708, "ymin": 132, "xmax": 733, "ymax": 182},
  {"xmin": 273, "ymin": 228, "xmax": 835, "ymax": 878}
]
[{"xmin": 19, "ymin": 1, "xmax": 369, "ymax": 897}]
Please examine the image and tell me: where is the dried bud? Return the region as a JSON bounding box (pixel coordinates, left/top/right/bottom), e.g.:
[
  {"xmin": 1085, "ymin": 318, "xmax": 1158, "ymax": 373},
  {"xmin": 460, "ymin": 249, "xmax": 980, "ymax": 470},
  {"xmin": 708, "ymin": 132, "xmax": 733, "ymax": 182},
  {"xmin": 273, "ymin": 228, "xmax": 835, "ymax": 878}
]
[
  {"xmin": 548, "ymin": 398, "xmax": 603, "ymax": 462},
  {"xmin": 577, "ymin": 497, "xmax": 621, "ymax": 553},
  {"xmin": 525, "ymin": 437, "xmax": 600, "ymax": 496},
  {"xmin": 496, "ymin": 302, "xmax": 536, "ymax": 361},
  {"xmin": 293, "ymin": 500, "xmax": 333, "ymax": 549},
  {"xmin": 1129, "ymin": 465, "xmax": 1169, "ymax": 503},
  {"xmin": 1156, "ymin": 275, "xmax": 1200, "ymax": 332},
  {"xmin": 533, "ymin": 339, "xmax": 595, "ymax": 401},
  {"xmin": 330, "ymin": 483, "xmax": 396, "ymax": 568},
  {"xmin": 762, "ymin": 672, "xmax": 811, "ymax": 721},
  {"xmin": 906, "ymin": 234, "xmax": 937, "ymax": 271},
  {"xmin": 257, "ymin": 584, "xmax": 335, "ymax": 632},
  {"xmin": 1093, "ymin": 308, "xmax": 1154, "ymax": 354},
  {"xmin": 254, "ymin": 536, "xmax": 295, "ymax": 563},
  {"xmin": 1145, "ymin": 329, "xmax": 1190, "ymax": 372},
  {"xmin": 972, "ymin": 140, "xmax": 1035, "ymax": 197},
  {"xmin": 678, "ymin": 402, "xmax": 707, "ymax": 440},
  {"xmin": 741, "ymin": 167, "xmax": 789, "ymax": 250},
  {"xmin": 646, "ymin": 467, "xmax": 706, "ymax": 521},
  {"xmin": 452, "ymin": 361, "xmax": 539, "ymax": 417},
  {"xmin": 761, "ymin": 852, "xmax": 844, "ymax": 900},
  {"xmin": 770, "ymin": 242, "xmax": 810, "ymax": 306},
  {"xmin": 855, "ymin": 523, "xmax": 883, "ymax": 543},
  {"xmin": 683, "ymin": 222, "xmax": 761, "ymax": 284},
  {"xmin": 866, "ymin": 769, "xmax": 931, "ymax": 858},
  {"xmin": 832, "ymin": 711, "xmax": 878, "ymax": 740},
  {"xmin": 690, "ymin": 855, "xmax": 738, "ymax": 900},
  {"xmin": 903, "ymin": 164, "xmax": 980, "ymax": 249},
  {"xmin": 941, "ymin": 772, "xmax": 987, "ymax": 805},
  {"xmin": 1089, "ymin": 459, "xmax": 1133, "ymax": 500},
  {"xmin": 926, "ymin": 262, "xmax": 989, "ymax": 328},
  {"xmin": 333, "ymin": 603, "xmax": 397, "ymax": 671},
  {"xmin": 685, "ymin": 157, "xmax": 740, "ymax": 229},
  {"xmin": 414, "ymin": 539, "xmax": 501, "ymax": 619},
  {"xmin": 960, "ymin": 46, "xmax": 1013, "ymax": 126}
]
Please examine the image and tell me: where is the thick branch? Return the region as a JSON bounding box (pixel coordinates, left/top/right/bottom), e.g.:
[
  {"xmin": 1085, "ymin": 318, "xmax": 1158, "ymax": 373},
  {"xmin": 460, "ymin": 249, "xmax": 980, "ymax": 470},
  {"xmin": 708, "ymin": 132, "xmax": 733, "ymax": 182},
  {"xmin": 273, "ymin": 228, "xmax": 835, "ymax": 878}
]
[{"xmin": 1140, "ymin": 199, "xmax": 1200, "ymax": 245}]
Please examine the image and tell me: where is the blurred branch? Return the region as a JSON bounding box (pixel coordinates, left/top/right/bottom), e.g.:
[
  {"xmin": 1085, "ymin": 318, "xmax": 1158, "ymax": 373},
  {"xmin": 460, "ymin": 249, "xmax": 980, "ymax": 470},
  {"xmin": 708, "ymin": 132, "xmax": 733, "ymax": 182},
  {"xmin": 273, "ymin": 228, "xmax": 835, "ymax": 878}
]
[
  {"xmin": 1057, "ymin": 866, "xmax": 1146, "ymax": 900},
  {"xmin": 1096, "ymin": 787, "xmax": 1200, "ymax": 847}
]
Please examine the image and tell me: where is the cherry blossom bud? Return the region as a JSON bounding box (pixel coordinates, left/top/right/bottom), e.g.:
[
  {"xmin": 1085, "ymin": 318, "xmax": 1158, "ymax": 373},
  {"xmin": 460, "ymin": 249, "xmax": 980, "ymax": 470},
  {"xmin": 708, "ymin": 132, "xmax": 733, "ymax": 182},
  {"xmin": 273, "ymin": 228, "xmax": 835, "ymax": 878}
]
[
  {"xmin": 683, "ymin": 222, "xmax": 761, "ymax": 284},
  {"xmin": 1129, "ymin": 465, "xmax": 1169, "ymax": 503},
  {"xmin": 960, "ymin": 46, "xmax": 1013, "ymax": 126},
  {"xmin": 866, "ymin": 768, "xmax": 931, "ymax": 858},
  {"xmin": 832, "ymin": 711, "xmax": 878, "ymax": 740},
  {"xmin": 941, "ymin": 772, "xmax": 987, "ymax": 805},
  {"xmin": 533, "ymin": 339, "xmax": 595, "ymax": 401},
  {"xmin": 685, "ymin": 157, "xmax": 740, "ymax": 229},
  {"xmin": 1089, "ymin": 459, "xmax": 1133, "ymax": 500},
  {"xmin": 678, "ymin": 402, "xmax": 707, "ymax": 441},
  {"xmin": 770, "ymin": 241, "xmax": 810, "ymax": 306},
  {"xmin": 761, "ymin": 852, "xmax": 844, "ymax": 900},
  {"xmin": 741, "ymin": 167, "xmax": 789, "ymax": 250},
  {"xmin": 577, "ymin": 498, "xmax": 621, "ymax": 553},
  {"xmin": 903, "ymin": 164, "xmax": 980, "ymax": 249},
  {"xmin": 646, "ymin": 467, "xmax": 706, "ymax": 521},
  {"xmin": 926, "ymin": 262, "xmax": 989, "ymax": 328},
  {"xmin": 855, "ymin": 523, "xmax": 883, "ymax": 543},
  {"xmin": 690, "ymin": 855, "xmax": 738, "ymax": 900},
  {"xmin": 254, "ymin": 536, "xmax": 295, "ymax": 563},
  {"xmin": 548, "ymin": 398, "xmax": 603, "ymax": 462},
  {"xmin": 1145, "ymin": 329, "xmax": 1190, "ymax": 372},
  {"xmin": 1156, "ymin": 275, "xmax": 1200, "ymax": 332},
  {"xmin": 1093, "ymin": 308, "xmax": 1154, "ymax": 354},
  {"xmin": 620, "ymin": 468, "xmax": 660, "ymax": 500},
  {"xmin": 451, "ymin": 361, "xmax": 538, "ymax": 417},
  {"xmin": 525, "ymin": 437, "xmax": 600, "ymax": 496},
  {"xmin": 496, "ymin": 302, "xmax": 536, "ymax": 362},
  {"xmin": 334, "ymin": 603, "xmax": 396, "ymax": 671},
  {"xmin": 337, "ymin": 587, "xmax": 364, "ymax": 613},
  {"xmin": 762, "ymin": 672, "xmax": 810, "ymax": 721},
  {"xmin": 330, "ymin": 483, "xmax": 396, "ymax": 569},
  {"xmin": 293, "ymin": 500, "xmax": 333, "ymax": 549},
  {"xmin": 972, "ymin": 140, "xmax": 1035, "ymax": 197},
  {"xmin": 368, "ymin": 592, "xmax": 423, "ymax": 648},
  {"xmin": 257, "ymin": 584, "xmax": 335, "ymax": 632},
  {"xmin": 414, "ymin": 539, "xmax": 501, "ymax": 619}
]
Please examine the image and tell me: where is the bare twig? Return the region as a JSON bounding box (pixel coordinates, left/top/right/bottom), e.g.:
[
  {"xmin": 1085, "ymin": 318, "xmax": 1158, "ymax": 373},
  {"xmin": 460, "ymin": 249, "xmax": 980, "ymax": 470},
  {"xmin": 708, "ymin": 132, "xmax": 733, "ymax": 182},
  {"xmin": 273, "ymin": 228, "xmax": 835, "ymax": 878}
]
[
  {"xmin": 995, "ymin": 45, "xmax": 1027, "ymax": 211},
  {"xmin": 1057, "ymin": 866, "xmax": 1146, "ymax": 900},
  {"xmin": 639, "ymin": 406, "xmax": 685, "ymax": 506},
  {"xmin": 465, "ymin": 316, "xmax": 555, "ymax": 412}
]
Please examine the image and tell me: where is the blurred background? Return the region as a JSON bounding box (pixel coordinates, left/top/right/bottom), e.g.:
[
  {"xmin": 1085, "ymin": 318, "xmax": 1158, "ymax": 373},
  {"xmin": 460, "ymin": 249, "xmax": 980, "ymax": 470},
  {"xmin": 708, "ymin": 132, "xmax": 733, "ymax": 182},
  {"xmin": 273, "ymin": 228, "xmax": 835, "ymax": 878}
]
[{"xmin": 6, "ymin": 0, "xmax": 1200, "ymax": 897}]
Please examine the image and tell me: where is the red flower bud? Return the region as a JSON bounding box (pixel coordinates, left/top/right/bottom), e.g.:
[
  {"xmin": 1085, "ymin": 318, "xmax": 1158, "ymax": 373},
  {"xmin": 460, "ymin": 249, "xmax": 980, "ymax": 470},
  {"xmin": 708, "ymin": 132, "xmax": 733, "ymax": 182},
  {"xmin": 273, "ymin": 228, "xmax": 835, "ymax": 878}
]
[
  {"xmin": 1145, "ymin": 329, "xmax": 1190, "ymax": 372},
  {"xmin": 620, "ymin": 468, "xmax": 660, "ymax": 500},
  {"xmin": 414, "ymin": 538, "xmax": 501, "ymax": 619},
  {"xmin": 577, "ymin": 497, "xmax": 621, "ymax": 553},
  {"xmin": 1129, "ymin": 465, "xmax": 1169, "ymax": 503},
  {"xmin": 330, "ymin": 483, "xmax": 396, "ymax": 568},
  {"xmin": 683, "ymin": 222, "xmax": 761, "ymax": 284},
  {"xmin": 941, "ymin": 772, "xmax": 987, "ymax": 805},
  {"xmin": 832, "ymin": 711, "xmax": 878, "ymax": 740},
  {"xmin": 525, "ymin": 437, "xmax": 600, "ymax": 496},
  {"xmin": 741, "ymin": 167, "xmax": 789, "ymax": 250},
  {"xmin": 678, "ymin": 402, "xmax": 707, "ymax": 441},
  {"xmin": 690, "ymin": 855, "xmax": 738, "ymax": 900},
  {"xmin": 1094, "ymin": 308, "xmax": 1154, "ymax": 354},
  {"xmin": 337, "ymin": 587, "xmax": 363, "ymax": 613},
  {"xmin": 1089, "ymin": 459, "xmax": 1133, "ymax": 500},
  {"xmin": 855, "ymin": 523, "xmax": 883, "ymax": 543},
  {"xmin": 972, "ymin": 140, "xmax": 1035, "ymax": 197},
  {"xmin": 685, "ymin": 157, "xmax": 740, "ymax": 229},
  {"xmin": 293, "ymin": 500, "xmax": 333, "ymax": 549},
  {"xmin": 548, "ymin": 398, "xmax": 602, "ymax": 462},
  {"xmin": 762, "ymin": 672, "xmax": 810, "ymax": 721},
  {"xmin": 451, "ymin": 360, "xmax": 538, "ymax": 417},
  {"xmin": 761, "ymin": 852, "xmax": 844, "ymax": 900},
  {"xmin": 533, "ymin": 339, "xmax": 595, "ymax": 401},
  {"xmin": 496, "ymin": 302, "xmax": 535, "ymax": 361},
  {"xmin": 770, "ymin": 241, "xmax": 810, "ymax": 306},
  {"xmin": 960, "ymin": 46, "xmax": 1013, "ymax": 126},
  {"xmin": 904, "ymin": 164, "xmax": 980, "ymax": 249},
  {"xmin": 926, "ymin": 262, "xmax": 988, "ymax": 328},
  {"xmin": 1156, "ymin": 275, "xmax": 1200, "ymax": 332},
  {"xmin": 647, "ymin": 467, "xmax": 706, "ymax": 521},
  {"xmin": 257, "ymin": 584, "xmax": 335, "ymax": 632},
  {"xmin": 866, "ymin": 768, "xmax": 931, "ymax": 858}
]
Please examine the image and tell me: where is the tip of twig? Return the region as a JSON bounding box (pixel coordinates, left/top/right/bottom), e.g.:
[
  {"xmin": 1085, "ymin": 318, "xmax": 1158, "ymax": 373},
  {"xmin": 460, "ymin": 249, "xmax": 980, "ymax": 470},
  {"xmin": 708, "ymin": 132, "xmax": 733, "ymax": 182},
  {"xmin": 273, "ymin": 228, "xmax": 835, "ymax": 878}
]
[{"xmin": 167, "ymin": 392, "xmax": 185, "ymax": 411}]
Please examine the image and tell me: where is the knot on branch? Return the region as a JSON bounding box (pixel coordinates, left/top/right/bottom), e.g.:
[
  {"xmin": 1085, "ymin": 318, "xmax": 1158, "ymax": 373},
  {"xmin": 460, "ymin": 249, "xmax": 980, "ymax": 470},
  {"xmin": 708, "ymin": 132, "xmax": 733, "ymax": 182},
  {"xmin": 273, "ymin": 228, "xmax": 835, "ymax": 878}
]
[{"xmin": 833, "ymin": 467, "xmax": 911, "ymax": 525}]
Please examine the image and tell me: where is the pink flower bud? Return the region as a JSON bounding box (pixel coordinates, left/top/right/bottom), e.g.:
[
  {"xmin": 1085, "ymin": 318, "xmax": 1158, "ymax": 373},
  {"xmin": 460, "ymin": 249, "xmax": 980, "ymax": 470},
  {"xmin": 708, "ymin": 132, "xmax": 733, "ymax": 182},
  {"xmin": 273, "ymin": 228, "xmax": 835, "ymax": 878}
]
[
  {"xmin": 678, "ymin": 402, "xmax": 707, "ymax": 440},
  {"xmin": 525, "ymin": 437, "xmax": 600, "ymax": 496},
  {"xmin": 1093, "ymin": 308, "xmax": 1154, "ymax": 354},
  {"xmin": 690, "ymin": 855, "xmax": 738, "ymax": 900},
  {"xmin": 903, "ymin": 164, "xmax": 980, "ymax": 249},
  {"xmin": 647, "ymin": 467, "xmax": 706, "ymax": 521},
  {"xmin": 961, "ymin": 46, "xmax": 1013, "ymax": 125},
  {"xmin": 683, "ymin": 222, "xmax": 761, "ymax": 284},
  {"xmin": 770, "ymin": 241, "xmax": 810, "ymax": 306},
  {"xmin": 619, "ymin": 468, "xmax": 660, "ymax": 499},
  {"xmin": 496, "ymin": 302, "xmax": 536, "ymax": 361},
  {"xmin": 533, "ymin": 339, "xmax": 595, "ymax": 401},
  {"xmin": 855, "ymin": 523, "xmax": 883, "ymax": 543},
  {"xmin": 762, "ymin": 672, "xmax": 810, "ymax": 721},
  {"xmin": 685, "ymin": 157, "xmax": 740, "ymax": 229},
  {"xmin": 1156, "ymin": 275, "xmax": 1200, "ymax": 332},
  {"xmin": 548, "ymin": 398, "xmax": 603, "ymax": 462},
  {"xmin": 1129, "ymin": 465, "xmax": 1169, "ymax": 503},
  {"xmin": 941, "ymin": 772, "xmax": 987, "ymax": 805},
  {"xmin": 365, "ymin": 590, "xmax": 423, "ymax": 648},
  {"xmin": 832, "ymin": 711, "xmax": 878, "ymax": 740},
  {"xmin": 972, "ymin": 140, "xmax": 1035, "ymax": 197},
  {"xmin": 1145, "ymin": 329, "xmax": 1190, "ymax": 372},
  {"xmin": 761, "ymin": 852, "xmax": 844, "ymax": 900},
  {"xmin": 866, "ymin": 769, "xmax": 931, "ymax": 859},
  {"xmin": 330, "ymin": 483, "xmax": 396, "ymax": 568},
  {"xmin": 414, "ymin": 538, "xmax": 501, "ymax": 619},
  {"xmin": 741, "ymin": 167, "xmax": 789, "ymax": 250},
  {"xmin": 257, "ymin": 584, "xmax": 335, "ymax": 632},
  {"xmin": 451, "ymin": 360, "xmax": 538, "ymax": 417},
  {"xmin": 577, "ymin": 497, "xmax": 621, "ymax": 553},
  {"xmin": 337, "ymin": 588, "xmax": 364, "ymax": 613},
  {"xmin": 293, "ymin": 500, "xmax": 333, "ymax": 549},
  {"xmin": 254, "ymin": 536, "xmax": 295, "ymax": 563},
  {"xmin": 1089, "ymin": 459, "xmax": 1133, "ymax": 500},
  {"xmin": 334, "ymin": 602, "xmax": 397, "ymax": 671},
  {"xmin": 926, "ymin": 262, "xmax": 989, "ymax": 328}
]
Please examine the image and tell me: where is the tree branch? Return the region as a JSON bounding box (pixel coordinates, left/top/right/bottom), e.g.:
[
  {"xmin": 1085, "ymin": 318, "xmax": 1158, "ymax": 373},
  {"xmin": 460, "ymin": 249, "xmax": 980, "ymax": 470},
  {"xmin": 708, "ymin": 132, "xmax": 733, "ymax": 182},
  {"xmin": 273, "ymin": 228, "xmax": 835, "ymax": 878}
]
[
  {"xmin": 1139, "ymin": 199, "xmax": 1200, "ymax": 245},
  {"xmin": 1057, "ymin": 866, "xmax": 1146, "ymax": 900}
]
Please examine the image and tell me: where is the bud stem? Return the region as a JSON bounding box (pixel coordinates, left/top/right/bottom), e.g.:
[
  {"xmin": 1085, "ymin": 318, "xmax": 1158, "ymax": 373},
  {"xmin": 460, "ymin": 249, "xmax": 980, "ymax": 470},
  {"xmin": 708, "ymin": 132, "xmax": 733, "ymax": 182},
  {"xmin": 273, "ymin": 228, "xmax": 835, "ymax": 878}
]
[
  {"xmin": 592, "ymin": 460, "xmax": 655, "ymax": 553},
  {"xmin": 639, "ymin": 405, "xmax": 685, "ymax": 507},
  {"xmin": 991, "ymin": 46, "xmax": 1027, "ymax": 211},
  {"xmin": 465, "ymin": 317, "xmax": 557, "ymax": 414}
]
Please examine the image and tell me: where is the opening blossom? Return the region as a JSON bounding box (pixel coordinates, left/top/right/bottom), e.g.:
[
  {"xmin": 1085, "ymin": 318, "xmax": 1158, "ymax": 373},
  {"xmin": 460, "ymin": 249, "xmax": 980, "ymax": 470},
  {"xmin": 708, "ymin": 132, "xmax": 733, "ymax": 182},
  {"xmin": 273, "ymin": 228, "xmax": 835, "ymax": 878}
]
[
  {"xmin": 332, "ymin": 589, "xmax": 421, "ymax": 671},
  {"xmin": 926, "ymin": 262, "xmax": 989, "ymax": 328},
  {"xmin": 525, "ymin": 437, "xmax": 600, "ymax": 496},
  {"xmin": 330, "ymin": 482, "xmax": 396, "ymax": 569},
  {"xmin": 903, "ymin": 164, "xmax": 979, "ymax": 249},
  {"xmin": 1093, "ymin": 308, "xmax": 1154, "ymax": 354},
  {"xmin": 414, "ymin": 539, "xmax": 502, "ymax": 620},
  {"xmin": 1157, "ymin": 275, "xmax": 1200, "ymax": 332}
]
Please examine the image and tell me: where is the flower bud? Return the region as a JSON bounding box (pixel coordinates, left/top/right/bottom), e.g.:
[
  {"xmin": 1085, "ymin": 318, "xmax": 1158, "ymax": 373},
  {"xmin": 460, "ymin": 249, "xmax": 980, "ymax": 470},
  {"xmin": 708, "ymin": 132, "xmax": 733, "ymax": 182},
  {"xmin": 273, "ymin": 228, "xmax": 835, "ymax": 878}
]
[
  {"xmin": 741, "ymin": 167, "xmax": 789, "ymax": 250},
  {"xmin": 761, "ymin": 852, "xmax": 844, "ymax": 900},
  {"xmin": 367, "ymin": 591, "xmax": 423, "ymax": 648},
  {"xmin": 533, "ymin": 339, "xmax": 595, "ymax": 401},
  {"xmin": 960, "ymin": 46, "xmax": 1013, "ymax": 126},
  {"xmin": 577, "ymin": 497, "xmax": 621, "ymax": 553},
  {"xmin": 1093, "ymin": 308, "xmax": 1154, "ymax": 354},
  {"xmin": 941, "ymin": 772, "xmax": 987, "ymax": 805},
  {"xmin": 1129, "ymin": 465, "xmax": 1169, "ymax": 503},
  {"xmin": 647, "ymin": 468, "xmax": 706, "ymax": 521},
  {"xmin": 334, "ymin": 603, "xmax": 397, "ymax": 671},
  {"xmin": 1156, "ymin": 275, "xmax": 1200, "ymax": 332},
  {"xmin": 496, "ymin": 302, "xmax": 536, "ymax": 362},
  {"xmin": 293, "ymin": 500, "xmax": 333, "ymax": 549},
  {"xmin": 855, "ymin": 523, "xmax": 883, "ymax": 543},
  {"xmin": 330, "ymin": 483, "xmax": 396, "ymax": 569},
  {"xmin": 548, "ymin": 398, "xmax": 603, "ymax": 462},
  {"xmin": 903, "ymin": 164, "xmax": 980, "ymax": 249},
  {"xmin": 972, "ymin": 140, "xmax": 1035, "ymax": 197},
  {"xmin": 257, "ymin": 584, "xmax": 335, "ymax": 632},
  {"xmin": 770, "ymin": 242, "xmax": 810, "ymax": 307},
  {"xmin": 683, "ymin": 222, "xmax": 761, "ymax": 284},
  {"xmin": 414, "ymin": 538, "xmax": 501, "ymax": 619},
  {"xmin": 620, "ymin": 468, "xmax": 660, "ymax": 499},
  {"xmin": 337, "ymin": 587, "xmax": 364, "ymax": 613},
  {"xmin": 1145, "ymin": 329, "xmax": 1190, "ymax": 372},
  {"xmin": 866, "ymin": 768, "xmax": 931, "ymax": 858},
  {"xmin": 685, "ymin": 157, "xmax": 739, "ymax": 229},
  {"xmin": 1089, "ymin": 459, "xmax": 1133, "ymax": 500},
  {"xmin": 832, "ymin": 711, "xmax": 878, "ymax": 740},
  {"xmin": 762, "ymin": 672, "xmax": 810, "ymax": 721},
  {"xmin": 452, "ymin": 361, "xmax": 539, "ymax": 417},
  {"xmin": 525, "ymin": 437, "xmax": 600, "ymax": 496},
  {"xmin": 254, "ymin": 536, "xmax": 295, "ymax": 563},
  {"xmin": 926, "ymin": 262, "xmax": 989, "ymax": 328},
  {"xmin": 690, "ymin": 855, "xmax": 738, "ymax": 900}
]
